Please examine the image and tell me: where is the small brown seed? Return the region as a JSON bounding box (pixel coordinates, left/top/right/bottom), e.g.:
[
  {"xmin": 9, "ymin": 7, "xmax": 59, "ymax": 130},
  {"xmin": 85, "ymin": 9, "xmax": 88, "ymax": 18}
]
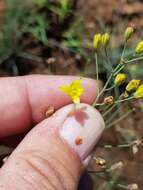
[
  {"xmin": 94, "ymin": 157, "xmax": 106, "ymax": 168},
  {"xmin": 104, "ymin": 96, "xmax": 114, "ymax": 105},
  {"xmin": 46, "ymin": 57, "xmax": 56, "ymax": 64},
  {"xmin": 45, "ymin": 106, "xmax": 55, "ymax": 118}
]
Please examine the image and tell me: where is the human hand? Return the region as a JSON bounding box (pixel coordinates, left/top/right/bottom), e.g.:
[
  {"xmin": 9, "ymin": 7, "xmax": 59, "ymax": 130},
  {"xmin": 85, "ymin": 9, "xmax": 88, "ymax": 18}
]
[{"xmin": 0, "ymin": 75, "xmax": 104, "ymax": 190}]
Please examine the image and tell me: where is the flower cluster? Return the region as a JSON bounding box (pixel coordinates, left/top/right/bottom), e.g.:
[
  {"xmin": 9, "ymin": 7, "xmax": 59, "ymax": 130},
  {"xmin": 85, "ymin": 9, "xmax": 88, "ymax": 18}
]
[
  {"xmin": 58, "ymin": 26, "xmax": 143, "ymax": 189},
  {"xmin": 59, "ymin": 26, "xmax": 143, "ymax": 106}
]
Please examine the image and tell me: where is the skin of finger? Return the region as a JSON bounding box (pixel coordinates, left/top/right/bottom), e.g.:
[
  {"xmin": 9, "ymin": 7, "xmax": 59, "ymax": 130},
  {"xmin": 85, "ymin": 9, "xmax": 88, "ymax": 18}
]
[
  {"xmin": 0, "ymin": 107, "xmax": 82, "ymax": 190},
  {"xmin": 0, "ymin": 104, "xmax": 104, "ymax": 190},
  {"xmin": 0, "ymin": 136, "xmax": 81, "ymax": 190},
  {"xmin": 0, "ymin": 75, "xmax": 97, "ymax": 137}
]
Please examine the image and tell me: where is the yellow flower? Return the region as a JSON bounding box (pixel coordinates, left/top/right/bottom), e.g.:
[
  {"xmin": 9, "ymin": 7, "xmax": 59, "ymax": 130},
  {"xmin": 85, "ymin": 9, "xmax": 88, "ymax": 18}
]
[
  {"xmin": 135, "ymin": 40, "xmax": 143, "ymax": 54},
  {"xmin": 93, "ymin": 33, "xmax": 102, "ymax": 50},
  {"xmin": 114, "ymin": 73, "xmax": 126, "ymax": 86},
  {"xmin": 134, "ymin": 84, "xmax": 143, "ymax": 99},
  {"xmin": 126, "ymin": 79, "xmax": 140, "ymax": 92},
  {"xmin": 124, "ymin": 26, "xmax": 134, "ymax": 41},
  {"xmin": 101, "ymin": 33, "xmax": 110, "ymax": 46},
  {"xmin": 59, "ymin": 79, "xmax": 84, "ymax": 103}
]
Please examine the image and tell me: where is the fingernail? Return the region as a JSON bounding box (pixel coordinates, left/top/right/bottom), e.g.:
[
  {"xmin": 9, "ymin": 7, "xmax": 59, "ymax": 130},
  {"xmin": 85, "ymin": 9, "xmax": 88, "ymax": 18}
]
[{"xmin": 59, "ymin": 103, "xmax": 105, "ymax": 161}]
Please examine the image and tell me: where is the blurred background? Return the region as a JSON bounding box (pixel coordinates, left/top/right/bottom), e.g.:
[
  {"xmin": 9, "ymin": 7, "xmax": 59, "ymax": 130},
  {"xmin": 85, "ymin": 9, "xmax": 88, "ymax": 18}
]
[{"xmin": 0, "ymin": 0, "xmax": 143, "ymax": 189}]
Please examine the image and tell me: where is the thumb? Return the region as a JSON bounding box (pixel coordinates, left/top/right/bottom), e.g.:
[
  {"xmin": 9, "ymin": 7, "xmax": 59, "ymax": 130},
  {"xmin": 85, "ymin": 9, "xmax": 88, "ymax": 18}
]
[{"xmin": 0, "ymin": 103, "xmax": 105, "ymax": 190}]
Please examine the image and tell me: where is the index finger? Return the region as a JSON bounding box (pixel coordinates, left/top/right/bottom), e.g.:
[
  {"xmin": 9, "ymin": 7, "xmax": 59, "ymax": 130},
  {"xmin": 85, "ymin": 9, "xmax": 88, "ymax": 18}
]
[{"xmin": 0, "ymin": 75, "xmax": 97, "ymax": 137}]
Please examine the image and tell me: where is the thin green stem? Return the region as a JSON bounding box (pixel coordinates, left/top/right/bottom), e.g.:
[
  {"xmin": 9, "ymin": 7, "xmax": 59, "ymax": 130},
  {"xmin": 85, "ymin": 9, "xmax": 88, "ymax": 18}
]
[
  {"xmin": 117, "ymin": 143, "xmax": 132, "ymax": 148},
  {"xmin": 104, "ymin": 47, "xmax": 113, "ymax": 70},
  {"xmin": 121, "ymin": 41, "xmax": 127, "ymax": 61},
  {"xmin": 104, "ymin": 84, "xmax": 116, "ymax": 91},
  {"xmin": 112, "ymin": 42, "xmax": 127, "ymax": 74},
  {"xmin": 117, "ymin": 184, "xmax": 128, "ymax": 189},
  {"xmin": 114, "ymin": 96, "xmax": 134, "ymax": 104},
  {"xmin": 125, "ymin": 56, "xmax": 143, "ymax": 63},
  {"xmin": 114, "ymin": 86, "xmax": 120, "ymax": 110},
  {"xmin": 95, "ymin": 103, "xmax": 105, "ymax": 106},
  {"xmin": 113, "ymin": 64, "xmax": 125, "ymax": 76},
  {"xmin": 103, "ymin": 141, "xmax": 134, "ymax": 149},
  {"xmin": 105, "ymin": 108, "xmax": 120, "ymax": 125},
  {"xmin": 102, "ymin": 49, "xmax": 110, "ymax": 71},
  {"xmin": 93, "ymin": 73, "xmax": 113, "ymax": 106},
  {"xmin": 106, "ymin": 108, "xmax": 134, "ymax": 129},
  {"xmin": 105, "ymin": 102, "xmax": 128, "ymax": 126},
  {"xmin": 103, "ymin": 104, "xmax": 117, "ymax": 117},
  {"xmin": 113, "ymin": 62, "xmax": 123, "ymax": 73},
  {"xmin": 91, "ymin": 172, "xmax": 126, "ymax": 190}
]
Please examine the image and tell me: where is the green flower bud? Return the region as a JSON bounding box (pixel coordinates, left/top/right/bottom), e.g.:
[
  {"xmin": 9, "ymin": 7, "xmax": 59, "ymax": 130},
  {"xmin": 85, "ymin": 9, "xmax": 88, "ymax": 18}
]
[
  {"xmin": 93, "ymin": 33, "xmax": 102, "ymax": 50},
  {"xmin": 124, "ymin": 26, "xmax": 134, "ymax": 41},
  {"xmin": 135, "ymin": 40, "xmax": 143, "ymax": 54},
  {"xmin": 101, "ymin": 33, "xmax": 110, "ymax": 46}
]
